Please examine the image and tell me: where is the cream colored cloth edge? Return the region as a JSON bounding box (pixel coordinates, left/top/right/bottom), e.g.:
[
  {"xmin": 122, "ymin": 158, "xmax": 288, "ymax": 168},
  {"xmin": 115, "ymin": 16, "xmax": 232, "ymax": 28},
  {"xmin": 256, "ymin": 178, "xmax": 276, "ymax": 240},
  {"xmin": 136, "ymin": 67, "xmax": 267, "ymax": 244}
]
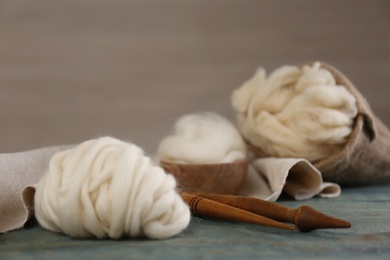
[
  {"xmin": 239, "ymin": 157, "xmax": 341, "ymax": 202},
  {"xmin": 0, "ymin": 146, "xmax": 71, "ymax": 233}
]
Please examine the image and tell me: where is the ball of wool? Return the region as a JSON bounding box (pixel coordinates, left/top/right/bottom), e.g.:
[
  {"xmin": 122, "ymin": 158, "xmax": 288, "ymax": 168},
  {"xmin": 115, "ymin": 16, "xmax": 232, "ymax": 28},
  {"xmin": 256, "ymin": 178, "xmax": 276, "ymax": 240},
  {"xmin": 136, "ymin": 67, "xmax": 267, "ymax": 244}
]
[
  {"xmin": 232, "ymin": 62, "xmax": 358, "ymax": 162},
  {"xmin": 34, "ymin": 136, "xmax": 190, "ymax": 239},
  {"xmin": 158, "ymin": 112, "xmax": 247, "ymax": 164}
]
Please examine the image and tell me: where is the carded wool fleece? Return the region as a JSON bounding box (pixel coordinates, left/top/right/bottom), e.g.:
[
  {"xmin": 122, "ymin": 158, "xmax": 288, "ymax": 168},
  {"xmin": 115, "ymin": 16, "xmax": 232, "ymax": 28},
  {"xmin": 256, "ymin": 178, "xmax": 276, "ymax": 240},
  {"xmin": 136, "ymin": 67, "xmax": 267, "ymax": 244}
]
[
  {"xmin": 34, "ymin": 136, "xmax": 190, "ymax": 240},
  {"xmin": 232, "ymin": 62, "xmax": 358, "ymax": 162},
  {"xmin": 158, "ymin": 112, "xmax": 247, "ymax": 164}
]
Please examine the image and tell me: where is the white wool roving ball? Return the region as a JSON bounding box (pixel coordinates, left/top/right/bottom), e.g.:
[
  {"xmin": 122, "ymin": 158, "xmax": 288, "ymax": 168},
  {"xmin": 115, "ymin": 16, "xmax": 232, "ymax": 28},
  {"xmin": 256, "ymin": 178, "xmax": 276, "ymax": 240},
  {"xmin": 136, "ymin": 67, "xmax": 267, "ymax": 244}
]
[
  {"xmin": 34, "ymin": 136, "xmax": 190, "ymax": 240},
  {"xmin": 232, "ymin": 62, "xmax": 358, "ymax": 162},
  {"xmin": 158, "ymin": 112, "xmax": 246, "ymax": 164}
]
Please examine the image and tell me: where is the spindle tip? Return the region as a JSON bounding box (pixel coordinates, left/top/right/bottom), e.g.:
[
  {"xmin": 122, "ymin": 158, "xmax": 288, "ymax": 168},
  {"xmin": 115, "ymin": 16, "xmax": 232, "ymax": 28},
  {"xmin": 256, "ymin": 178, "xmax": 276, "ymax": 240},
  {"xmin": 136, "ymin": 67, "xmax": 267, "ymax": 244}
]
[{"xmin": 295, "ymin": 205, "xmax": 351, "ymax": 232}]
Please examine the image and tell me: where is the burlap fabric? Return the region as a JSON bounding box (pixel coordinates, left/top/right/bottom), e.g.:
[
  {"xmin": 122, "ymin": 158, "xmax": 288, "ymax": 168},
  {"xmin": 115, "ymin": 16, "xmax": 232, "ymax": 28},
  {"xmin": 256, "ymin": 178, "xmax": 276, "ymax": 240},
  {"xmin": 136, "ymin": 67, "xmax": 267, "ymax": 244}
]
[{"xmin": 250, "ymin": 62, "xmax": 390, "ymax": 185}]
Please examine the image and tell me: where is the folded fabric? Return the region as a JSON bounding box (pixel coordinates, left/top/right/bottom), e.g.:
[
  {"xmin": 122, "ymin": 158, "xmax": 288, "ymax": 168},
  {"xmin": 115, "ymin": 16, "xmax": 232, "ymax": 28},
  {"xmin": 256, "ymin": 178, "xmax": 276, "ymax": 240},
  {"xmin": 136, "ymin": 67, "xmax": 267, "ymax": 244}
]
[
  {"xmin": 0, "ymin": 146, "xmax": 70, "ymax": 233},
  {"xmin": 239, "ymin": 158, "xmax": 340, "ymax": 202}
]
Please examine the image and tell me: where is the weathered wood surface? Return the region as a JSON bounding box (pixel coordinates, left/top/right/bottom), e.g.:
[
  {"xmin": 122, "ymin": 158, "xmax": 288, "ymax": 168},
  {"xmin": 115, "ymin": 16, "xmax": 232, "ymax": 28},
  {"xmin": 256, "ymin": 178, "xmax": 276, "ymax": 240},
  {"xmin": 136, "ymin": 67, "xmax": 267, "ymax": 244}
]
[{"xmin": 1, "ymin": 184, "xmax": 390, "ymax": 259}]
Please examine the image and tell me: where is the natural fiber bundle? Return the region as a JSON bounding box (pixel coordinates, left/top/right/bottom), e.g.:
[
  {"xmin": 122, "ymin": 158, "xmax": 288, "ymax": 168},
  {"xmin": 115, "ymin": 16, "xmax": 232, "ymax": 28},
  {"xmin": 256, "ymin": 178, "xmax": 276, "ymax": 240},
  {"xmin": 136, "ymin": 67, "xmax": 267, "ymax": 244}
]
[
  {"xmin": 232, "ymin": 61, "xmax": 390, "ymax": 185},
  {"xmin": 232, "ymin": 62, "xmax": 357, "ymax": 163},
  {"xmin": 34, "ymin": 136, "xmax": 190, "ymax": 239},
  {"xmin": 158, "ymin": 112, "xmax": 247, "ymax": 164}
]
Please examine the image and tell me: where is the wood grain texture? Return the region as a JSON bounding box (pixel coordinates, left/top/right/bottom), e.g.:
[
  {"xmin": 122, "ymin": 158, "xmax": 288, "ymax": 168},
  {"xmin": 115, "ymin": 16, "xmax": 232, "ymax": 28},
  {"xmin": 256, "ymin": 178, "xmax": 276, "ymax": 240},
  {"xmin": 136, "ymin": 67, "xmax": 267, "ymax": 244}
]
[
  {"xmin": 179, "ymin": 191, "xmax": 294, "ymax": 230},
  {"xmin": 160, "ymin": 160, "xmax": 248, "ymax": 194},
  {"xmin": 183, "ymin": 191, "xmax": 351, "ymax": 232}
]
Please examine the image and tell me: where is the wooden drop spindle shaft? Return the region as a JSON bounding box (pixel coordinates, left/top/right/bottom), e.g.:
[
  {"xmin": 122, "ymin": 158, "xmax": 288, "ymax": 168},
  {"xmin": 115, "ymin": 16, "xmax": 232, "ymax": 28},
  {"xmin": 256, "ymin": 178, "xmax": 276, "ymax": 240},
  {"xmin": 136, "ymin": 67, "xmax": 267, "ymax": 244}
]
[
  {"xmin": 183, "ymin": 191, "xmax": 351, "ymax": 232},
  {"xmin": 180, "ymin": 192, "xmax": 295, "ymax": 231}
]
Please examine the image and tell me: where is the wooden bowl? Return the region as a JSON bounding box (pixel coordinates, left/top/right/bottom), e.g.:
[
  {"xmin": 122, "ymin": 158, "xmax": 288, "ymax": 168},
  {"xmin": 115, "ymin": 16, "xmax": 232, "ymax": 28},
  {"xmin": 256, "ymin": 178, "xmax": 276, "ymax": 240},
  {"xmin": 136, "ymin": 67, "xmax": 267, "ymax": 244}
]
[{"xmin": 160, "ymin": 159, "xmax": 248, "ymax": 195}]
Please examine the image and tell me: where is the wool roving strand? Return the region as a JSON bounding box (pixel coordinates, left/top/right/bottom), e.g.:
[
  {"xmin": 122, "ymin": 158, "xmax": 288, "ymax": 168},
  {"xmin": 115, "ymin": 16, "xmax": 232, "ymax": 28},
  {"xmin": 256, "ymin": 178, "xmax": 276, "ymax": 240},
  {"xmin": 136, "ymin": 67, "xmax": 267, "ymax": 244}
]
[
  {"xmin": 232, "ymin": 62, "xmax": 358, "ymax": 163},
  {"xmin": 34, "ymin": 136, "xmax": 190, "ymax": 239},
  {"xmin": 158, "ymin": 112, "xmax": 247, "ymax": 164}
]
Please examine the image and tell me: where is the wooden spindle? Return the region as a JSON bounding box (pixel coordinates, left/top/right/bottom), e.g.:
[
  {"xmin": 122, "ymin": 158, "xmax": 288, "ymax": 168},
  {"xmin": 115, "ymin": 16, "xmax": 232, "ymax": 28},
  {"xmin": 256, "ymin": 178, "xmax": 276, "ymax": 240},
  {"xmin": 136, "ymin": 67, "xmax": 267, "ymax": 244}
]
[
  {"xmin": 182, "ymin": 191, "xmax": 351, "ymax": 232},
  {"xmin": 180, "ymin": 192, "xmax": 295, "ymax": 230}
]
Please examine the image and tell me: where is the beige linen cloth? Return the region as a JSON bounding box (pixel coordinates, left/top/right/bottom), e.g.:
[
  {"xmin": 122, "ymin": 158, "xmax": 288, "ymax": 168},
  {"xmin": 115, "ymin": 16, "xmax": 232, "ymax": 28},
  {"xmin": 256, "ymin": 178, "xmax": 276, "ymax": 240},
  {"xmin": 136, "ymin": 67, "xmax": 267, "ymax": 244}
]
[
  {"xmin": 0, "ymin": 146, "xmax": 69, "ymax": 234},
  {"xmin": 239, "ymin": 158, "xmax": 340, "ymax": 202},
  {"xmin": 0, "ymin": 144, "xmax": 340, "ymax": 234}
]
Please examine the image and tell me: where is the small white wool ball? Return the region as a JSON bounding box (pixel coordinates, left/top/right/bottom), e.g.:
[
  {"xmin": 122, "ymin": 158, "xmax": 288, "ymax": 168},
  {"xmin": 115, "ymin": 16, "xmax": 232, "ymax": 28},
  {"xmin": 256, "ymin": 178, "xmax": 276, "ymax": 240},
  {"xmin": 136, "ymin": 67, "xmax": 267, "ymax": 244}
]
[
  {"xmin": 34, "ymin": 136, "xmax": 190, "ymax": 239},
  {"xmin": 231, "ymin": 62, "xmax": 358, "ymax": 162},
  {"xmin": 158, "ymin": 112, "xmax": 246, "ymax": 164}
]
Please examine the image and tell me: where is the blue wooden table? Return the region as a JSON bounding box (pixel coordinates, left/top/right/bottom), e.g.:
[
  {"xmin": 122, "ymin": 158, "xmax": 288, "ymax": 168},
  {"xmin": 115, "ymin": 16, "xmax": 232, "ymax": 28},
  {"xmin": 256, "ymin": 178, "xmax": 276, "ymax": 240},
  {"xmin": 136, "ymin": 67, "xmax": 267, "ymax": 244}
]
[{"xmin": 1, "ymin": 183, "xmax": 389, "ymax": 259}]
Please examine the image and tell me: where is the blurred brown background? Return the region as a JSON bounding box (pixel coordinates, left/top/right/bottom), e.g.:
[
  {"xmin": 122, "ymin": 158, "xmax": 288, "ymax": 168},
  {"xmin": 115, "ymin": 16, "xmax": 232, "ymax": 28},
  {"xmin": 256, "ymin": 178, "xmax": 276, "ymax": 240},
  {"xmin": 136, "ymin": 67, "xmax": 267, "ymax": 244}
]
[{"xmin": 0, "ymin": 0, "xmax": 389, "ymax": 154}]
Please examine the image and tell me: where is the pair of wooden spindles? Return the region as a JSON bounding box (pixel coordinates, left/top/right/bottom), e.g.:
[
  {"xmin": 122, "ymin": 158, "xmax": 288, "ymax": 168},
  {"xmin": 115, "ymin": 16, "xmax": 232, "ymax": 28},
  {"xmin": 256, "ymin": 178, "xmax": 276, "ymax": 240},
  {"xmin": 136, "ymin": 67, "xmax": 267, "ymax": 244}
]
[{"xmin": 179, "ymin": 190, "xmax": 351, "ymax": 232}]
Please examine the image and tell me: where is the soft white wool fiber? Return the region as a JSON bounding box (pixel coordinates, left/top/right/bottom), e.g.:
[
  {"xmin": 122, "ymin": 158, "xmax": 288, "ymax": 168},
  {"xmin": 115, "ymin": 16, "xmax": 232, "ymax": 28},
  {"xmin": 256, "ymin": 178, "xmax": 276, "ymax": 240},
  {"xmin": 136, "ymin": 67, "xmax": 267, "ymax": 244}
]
[
  {"xmin": 158, "ymin": 112, "xmax": 246, "ymax": 164},
  {"xmin": 232, "ymin": 62, "xmax": 358, "ymax": 162},
  {"xmin": 34, "ymin": 136, "xmax": 190, "ymax": 240}
]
